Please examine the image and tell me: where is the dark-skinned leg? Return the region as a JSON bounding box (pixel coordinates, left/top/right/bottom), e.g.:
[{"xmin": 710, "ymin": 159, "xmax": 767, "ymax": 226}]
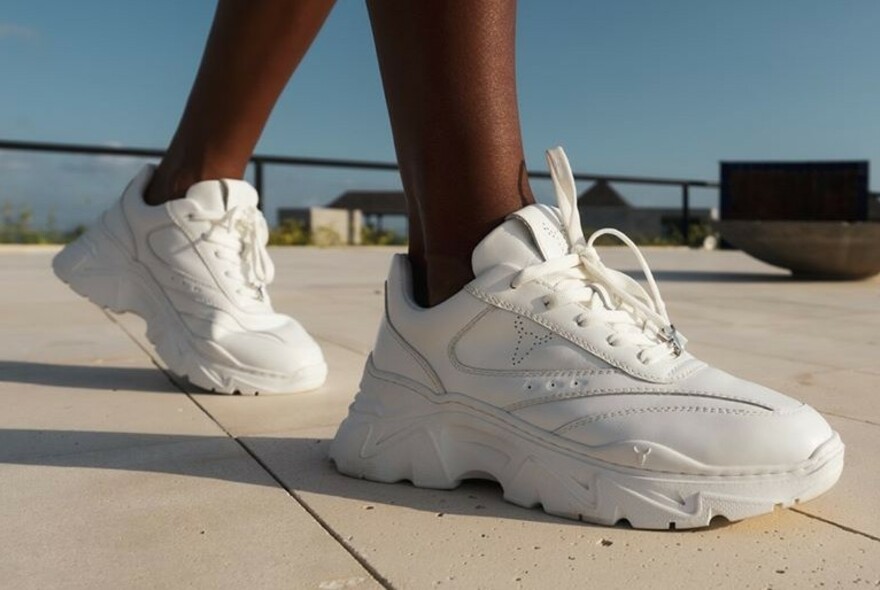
[
  {"xmin": 367, "ymin": 0, "xmax": 535, "ymax": 307},
  {"xmin": 146, "ymin": 0, "xmax": 336, "ymax": 204}
]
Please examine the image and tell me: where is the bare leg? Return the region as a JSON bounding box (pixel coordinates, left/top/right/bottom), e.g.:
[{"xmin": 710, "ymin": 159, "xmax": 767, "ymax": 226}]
[
  {"xmin": 367, "ymin": 0, "xmax": 534, "ymax": 306},
  {"xmin": 146, "ymin": 0, "xmax": 335, "ymax": 204}
]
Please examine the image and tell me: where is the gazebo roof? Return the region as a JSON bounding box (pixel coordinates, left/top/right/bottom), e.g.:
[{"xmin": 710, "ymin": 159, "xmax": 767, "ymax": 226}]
[
  {"xmin": 327, "ymin": 190, "xmax": 407, "ymax": 216},
  {"xmin": 577, "ymin": 180, "xmax": 629, "ymax": 208}
]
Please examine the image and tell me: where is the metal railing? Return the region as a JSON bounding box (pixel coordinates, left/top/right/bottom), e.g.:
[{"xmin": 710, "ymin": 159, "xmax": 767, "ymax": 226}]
[{"xmin": 0, "ymin": 139, "xmax": 719, "ymax": 244}]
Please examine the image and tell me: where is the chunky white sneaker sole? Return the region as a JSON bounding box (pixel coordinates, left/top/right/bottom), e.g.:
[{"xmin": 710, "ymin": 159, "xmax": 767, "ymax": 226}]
[
  {"xmin": 53, "ymin": 222, "xmax": 328, "ymax": 395},
  {"xmin": 331, "ymin": 359, "xmax": 844, "ymax": 530}
]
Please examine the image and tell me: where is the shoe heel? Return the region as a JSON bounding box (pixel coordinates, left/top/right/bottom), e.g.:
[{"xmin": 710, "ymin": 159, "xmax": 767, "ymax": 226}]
[
  {"xmin": 52, "ymin": 223, "xmax": 137, "ymax": 314},
  {"xmin": 330, "ymin": 362, "xmax": 458, "ymax": 489}
]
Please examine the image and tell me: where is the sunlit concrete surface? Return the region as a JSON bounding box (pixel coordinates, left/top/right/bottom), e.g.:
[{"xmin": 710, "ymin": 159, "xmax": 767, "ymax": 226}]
[{"xmin": 2, "ymin": 245, "xmax": 878, "ymax": 589}]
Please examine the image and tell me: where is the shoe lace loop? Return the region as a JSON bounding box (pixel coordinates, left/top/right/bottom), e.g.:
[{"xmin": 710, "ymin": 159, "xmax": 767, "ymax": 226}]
[
  {"xmin": 192, "ymin": 205, "xmax": 274, "ymax": 301},
  {"xmin": 511, "ymin": 148, "xmax": 686, "ymax": 363}
]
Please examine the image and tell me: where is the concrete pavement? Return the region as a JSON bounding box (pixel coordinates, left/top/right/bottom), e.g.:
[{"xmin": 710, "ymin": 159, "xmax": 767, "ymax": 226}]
[{"xmin": 1, "ymin": 245, "xmax": 878, "ymax": 589}]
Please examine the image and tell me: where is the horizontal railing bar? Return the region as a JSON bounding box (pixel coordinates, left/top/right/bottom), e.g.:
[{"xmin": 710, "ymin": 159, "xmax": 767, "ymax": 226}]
[
  {"xmin": 0, "ymin": 139, "xmax": 165, "ymax": 158},
  {"xmin": 0, "ymin": 139, "xmax": 719, "ymax": 188},
  {"xmin": 252, "ymin": 154, "xmax": 399, "ymax": 172},
  {"xmin": 528, "ymin": 170, "xmax": 718, "ymax": 188}
]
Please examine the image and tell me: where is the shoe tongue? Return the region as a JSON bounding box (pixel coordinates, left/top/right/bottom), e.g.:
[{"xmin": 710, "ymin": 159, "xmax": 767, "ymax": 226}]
[
  {"xmin": 183, "ymin": 179, "xmax": 259, "ymax": 212},
  {"xmin": 472, "ymin": 204, "xmax": 572, "ymax": 275}
]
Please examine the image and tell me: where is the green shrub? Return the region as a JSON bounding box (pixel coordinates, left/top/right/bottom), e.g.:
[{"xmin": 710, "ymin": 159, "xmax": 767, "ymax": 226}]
[
  {"xmin": 310, "ymin": 225, "xmax": 344, "ymax": 247},
  {"xmin": 584, "ymin": 220, "xmax": 715, "ymax": 247},
  {"xmin": 0, "ymin": 202, "xmax": 82, "ymax": 244},
  {"xmin": 268, "ymin": 219, "xmax": 310, "ymax": 245},
  {"xmin": 361, "ymin": 225, "xmax": 407, "ymax": 246}
]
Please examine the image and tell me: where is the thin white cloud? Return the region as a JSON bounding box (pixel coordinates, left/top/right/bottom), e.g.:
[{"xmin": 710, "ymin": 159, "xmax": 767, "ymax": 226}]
[{"xmin": 0, "ymin": 23, "xmax": 39, "ymax": 43}]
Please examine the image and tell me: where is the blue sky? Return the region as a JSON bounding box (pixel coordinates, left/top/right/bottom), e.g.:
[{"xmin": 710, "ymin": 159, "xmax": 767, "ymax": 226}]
[{"xmin": 2, "ymin": 0, "xmax": 879, "ymax": 228}]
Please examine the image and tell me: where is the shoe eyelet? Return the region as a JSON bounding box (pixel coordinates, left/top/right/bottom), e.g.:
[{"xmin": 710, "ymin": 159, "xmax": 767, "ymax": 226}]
[
  {"xmin": 509, "ymin": 280, "xmax": 517, "ymax": 290},
  {"xmin": 605, "ymin": 336, "xmax": 617, "ymax": 347},
  {"xmin": 214, "ymin": 250, "xmax": 221, "ymax": 258},
  {"xmin": 542, "ymin": 298, "xmax": 550, "ymax": 308}
]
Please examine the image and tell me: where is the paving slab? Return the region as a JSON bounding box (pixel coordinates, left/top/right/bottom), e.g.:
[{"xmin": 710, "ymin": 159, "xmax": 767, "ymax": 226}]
[
  {"xmin": 3, "ymin": 245, "xmax": 879, "ymax": 590},
  {"xmin": 692, "ymin": 343, "xmax": 880, "ymax": 425},
  {"xmin": 245, "ymin": 424, "xmax": 880, "ymax": 590},
  {"xmin": 0, "ymin": 248, "xmax": 379, "ymax": 589},
  {"xmin": 190, "ymin": 340, "xmax": 367, "ymax": 437},
  {"xmin": 267, "ymin": 248, "xmax": 393, "ymax": 354},
  {"xmin": 0, "ymin": 252, "xmax": 221, "ymax": 460},
  {"xmin": 691, "ymin": 322, "xmax": 879, "ymax": 373},
  {"xmin": 794, "ymin": 415, "xmax": 880, "ymax": 539},
  {"xmin": 0, "ymin": 437, "xmax": 379, "ymax": 590}
]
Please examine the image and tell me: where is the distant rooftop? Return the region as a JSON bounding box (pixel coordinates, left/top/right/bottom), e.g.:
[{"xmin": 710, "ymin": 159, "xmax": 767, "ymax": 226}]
[
  {"xmin": 327, "ymin": 190, "xmax": 406, "ymax": 216},
  {"xmin": 578, "ymin": 180, "xmax": 630, "ymax": 208}
]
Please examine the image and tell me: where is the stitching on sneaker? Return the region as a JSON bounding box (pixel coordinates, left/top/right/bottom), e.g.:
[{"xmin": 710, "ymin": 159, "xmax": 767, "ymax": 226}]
[
  {"xmin": 465, "ymin": 283, "xmax": 701, "ymax": 383},
  {"xmin": 505, "ymin": 389, "xmax": 776, "ymax": 412},
  {"xmin": 448, "ymin": 307, "xmax": 621, "ymax": 378},
  {"xmin": 384, "ymin": 284, "xmax": 445, "ymax": 393},
  {"xmin": 555, "ymin": 405, "xmax": 763, "ymax": 434}
]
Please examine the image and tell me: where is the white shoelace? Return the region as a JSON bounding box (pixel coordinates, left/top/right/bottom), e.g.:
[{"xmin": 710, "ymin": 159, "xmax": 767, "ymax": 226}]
[
  {"xmin": 191, "ymin": 205, "xmax": 275, "ymax": 302},
  {"xmin": 510, "ymin": 148, "xmax": 686, "ymax": 365}
]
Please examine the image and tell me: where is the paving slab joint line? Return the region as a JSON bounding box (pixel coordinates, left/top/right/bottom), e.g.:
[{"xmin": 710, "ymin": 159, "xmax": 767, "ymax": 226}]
[
  {"xmin": 820, "ymin": 411, "xmax": 880, "ymax": 428},
  {"xmin": 103, "ymin": 310, "xmax": 395, "ymax": 589},
  {"xmin": 312, "ymin": 333, "xmax": 370, "ymax": 357},
  {"xmin": 183, "ymin": 385, "xmax": 395, "ymax": 590},
  {"xmin": 792, "ymin": 509, "xmax": 880, "ymax": 543}
]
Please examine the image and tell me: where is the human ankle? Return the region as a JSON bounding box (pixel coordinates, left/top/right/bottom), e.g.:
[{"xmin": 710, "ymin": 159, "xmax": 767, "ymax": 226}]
[
  {"xmin": 422, "ymin": 254, "xmax": 474, "ymax": 307},
  {"xmin": 144, "ymin": 167, "xmax": 194, "ymax": 205},
  {"xmin": 144, "ymin": 157, "xmax": 246, "ymax": 206}
]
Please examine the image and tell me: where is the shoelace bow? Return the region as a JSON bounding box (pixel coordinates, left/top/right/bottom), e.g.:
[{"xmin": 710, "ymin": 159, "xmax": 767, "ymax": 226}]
[
  {"xmin": 191, "ymin": 205, "xmax": 275, "ymax": 301},
  {"xmin": 511, "ymin": 148, "xmax": 686, "ymax": 364}
]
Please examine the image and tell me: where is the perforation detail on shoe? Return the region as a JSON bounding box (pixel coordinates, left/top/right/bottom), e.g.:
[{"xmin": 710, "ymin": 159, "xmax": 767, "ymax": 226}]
[
  {"xmin": 541, "ymin": 220, "xmax": 569, "ymax": 256},
  {"xmin": 512, "ymin": 316, "xmax": 554, "ymax": 366}
]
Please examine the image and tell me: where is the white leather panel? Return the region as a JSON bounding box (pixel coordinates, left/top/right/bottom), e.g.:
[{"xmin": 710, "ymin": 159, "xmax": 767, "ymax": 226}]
[
  {"xmin": 512, "ymin": 393, "xmax": 766, "ymax": 432},
  {"xmin": 371, "ymin": 310, "xmax": 444, "ymax": 393},
  {"xmin": 509, "ymin": 204, "xmax": 569, "ymax": 261},
  {"xmin": 453, "ymin": 308, "xmax": 610, "ymax": 372},
  {"xmin": 558, "ymin": 402, "xmax": 832, "ymax": 468}
]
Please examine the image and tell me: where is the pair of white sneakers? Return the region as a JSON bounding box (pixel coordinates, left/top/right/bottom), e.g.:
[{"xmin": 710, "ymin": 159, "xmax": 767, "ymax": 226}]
[{"xmin": 54, "ymin": 148, "xmax": 843, "ymax": 529}]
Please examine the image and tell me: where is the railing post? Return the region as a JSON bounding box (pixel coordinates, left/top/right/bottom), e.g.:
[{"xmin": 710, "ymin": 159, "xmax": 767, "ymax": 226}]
[
  {"xmin": 680, "ymin": 183, "xmax": 690, "ymax": 246},
  {"xmin": 253, "ymin": 159, "xmax": 265, "ymax": 210}
]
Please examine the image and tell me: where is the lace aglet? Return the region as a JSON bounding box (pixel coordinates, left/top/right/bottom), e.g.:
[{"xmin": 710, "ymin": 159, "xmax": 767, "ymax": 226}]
[{"xmin": 661, "ymin": 324, "xmax": 685, "ymax": 356}]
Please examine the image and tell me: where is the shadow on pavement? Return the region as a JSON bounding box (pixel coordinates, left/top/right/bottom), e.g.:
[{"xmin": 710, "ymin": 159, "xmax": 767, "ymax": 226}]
[
  {"xmin": 0, "ymin": 429, "xmax": 641, "ymax": 529},
  {"xmin": 0, "ymin": 361, "xmax": 178, "ymax": 394},
  {"xmin": 629, "ymin": 270, "xmax": 795, "ymax": 283}
]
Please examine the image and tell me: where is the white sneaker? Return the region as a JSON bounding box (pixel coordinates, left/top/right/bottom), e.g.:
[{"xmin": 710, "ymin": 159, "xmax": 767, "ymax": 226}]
[
  {"xmin": 53, "ymin": 166, "xmax": 327, "ymax": 394},
  {"xmin": 331, "ymin": 147, "xmax": 843, "ymax": 529}
]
